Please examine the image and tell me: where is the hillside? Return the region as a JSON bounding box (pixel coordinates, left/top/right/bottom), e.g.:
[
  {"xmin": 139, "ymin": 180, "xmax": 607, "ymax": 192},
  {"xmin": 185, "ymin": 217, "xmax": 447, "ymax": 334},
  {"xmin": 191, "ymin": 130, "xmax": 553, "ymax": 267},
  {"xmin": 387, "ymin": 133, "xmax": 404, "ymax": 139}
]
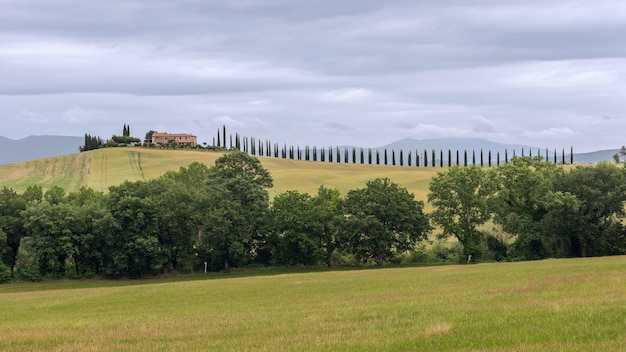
[
  {"xmin": 0, "ymin": 135, "xmax": 83, "ymax": 165},
  {"xmin": 0, "ymin": 148, "xmax": 441, "ymax": 202}
]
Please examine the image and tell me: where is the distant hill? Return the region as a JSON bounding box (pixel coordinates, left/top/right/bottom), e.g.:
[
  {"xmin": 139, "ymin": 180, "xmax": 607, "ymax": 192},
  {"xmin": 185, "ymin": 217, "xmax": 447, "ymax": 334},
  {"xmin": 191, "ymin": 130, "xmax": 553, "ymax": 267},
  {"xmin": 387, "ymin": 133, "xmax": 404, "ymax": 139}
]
[{"xmin": 0, "ymin": 135, "xmax": 83, "ymax": 165}]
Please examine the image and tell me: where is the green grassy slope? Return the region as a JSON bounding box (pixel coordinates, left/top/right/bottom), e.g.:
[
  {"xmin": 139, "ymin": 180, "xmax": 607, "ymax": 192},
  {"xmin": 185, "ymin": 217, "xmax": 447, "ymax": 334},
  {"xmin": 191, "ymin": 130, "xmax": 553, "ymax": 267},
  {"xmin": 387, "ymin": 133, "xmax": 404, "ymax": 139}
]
[
  {"xmin": 0, "ymin": 256, "xmax": 624, "ymax": 351},
  {"xmin": 0, "ymin": 148, "xmax": 442, "ymax": 202}
]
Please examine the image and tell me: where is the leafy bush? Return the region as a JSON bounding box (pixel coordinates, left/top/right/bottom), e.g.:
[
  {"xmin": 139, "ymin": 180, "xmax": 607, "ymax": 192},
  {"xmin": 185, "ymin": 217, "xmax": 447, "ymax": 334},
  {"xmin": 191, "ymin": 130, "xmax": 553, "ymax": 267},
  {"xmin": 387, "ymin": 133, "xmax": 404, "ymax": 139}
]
[
  {"xmin": 18, "ymin": 268, "xmax": 41, "ymax": 282},
  {"xmin": 0, "ymin": 262, "xmax": 11, "ymax": 283}
]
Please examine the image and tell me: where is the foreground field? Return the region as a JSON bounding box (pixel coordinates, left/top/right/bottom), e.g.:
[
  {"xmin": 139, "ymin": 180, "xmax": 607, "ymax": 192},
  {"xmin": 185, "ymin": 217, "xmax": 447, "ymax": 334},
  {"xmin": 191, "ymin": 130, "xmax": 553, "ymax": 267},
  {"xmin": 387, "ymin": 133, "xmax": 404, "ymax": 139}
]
[
  {"xmin": 1, "ymin": 257, "xmax": 624, "ymax": 351},
  {"xmin": 0, "ymin": 148, "xmax": 441, "ymax": 201}
]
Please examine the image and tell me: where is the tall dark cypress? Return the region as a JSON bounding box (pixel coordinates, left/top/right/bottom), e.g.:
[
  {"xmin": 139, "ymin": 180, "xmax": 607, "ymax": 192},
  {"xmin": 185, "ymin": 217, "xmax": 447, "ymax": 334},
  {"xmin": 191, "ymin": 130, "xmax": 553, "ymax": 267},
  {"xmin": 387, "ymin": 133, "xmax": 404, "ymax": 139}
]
[
  {"xmin": 488, "ymin": 150, "xmax": 492, "ymax": 167},
  {"xmin": 562, "ymin": 148, "xmax": 565, "ymax": 164},
  {"xmin": 472, "ymin": 150, "xmax": 476, "ymax": 165},
  {"xmin": 440, "ymin": 150, "xmax": 443, "ymax": 167},
  {"xmin": 448, "ymin": 150, "xmax": 451, "ymax": 167},
  {"xmin": 416, "ymin": 153, "xmax": 420, "ymax": 167},
  {"xmin": 217, "ymin": 129, "xmax": 221, "ymax": 147},
  {"xmin": 337, "ymin": 147, "xmax": 341, "ymax": 163},
  {"xmin": 352, "ymin": 148, "xmax": 356, "ymax": 164},
  {"xmin": 400, "ymin": 150, "xmax": 404, "ymax": 166},
  {"xmin": 376, "ymin": 150, "xmax": 380, "ymax": 165},
  {"xmin": 521, "ymin": 148, "xmax": 524, "ymax": 157},
  {"xmin": 505, "ymin": 149, "xmax": 508, "ymax": 163},
  {"xmin": 344, "ymin": 148, "xmax": 349, "ymax": 163},
  {"xmin": 431, "ymin": 149, "xmax": 435, "ymax": 167},
  {"xmin": 368, "ymin": 149, "xmax": 372, "ymax": 164},
  {"xmin": 408, "ymin": 151, "xmax": 412, "ymax": 166},
  {"xmin": 424, "ymin": 150, "xmax": 428, "ymax": 167},
  {"xmin": 384, "ymin": 149, "xmax": 388, "ymax": 165},
  {"xmin": 392, "ymin": 150, "xmax": 396, "ymax": 166},
  {"xmin": 570, "ymin": 146, "xmax": 573, "ymax": 164},
  {"xmin": 464, "ymin": 150, "xmax": 468, "ymax": 167},
  {"xmin": 480, "ymin": 149, "xmax": 483, "ymax": 167},
  {"xmin": 497, "ymin": 151, "xmax": 500, "ymax": 166},
  {"xmin": 360, "ymin": 149, "xmax": 364, "ymax": 164},
  {"xmin": 554, "ymin": 149, "xmax": 557, "ymax": 163},
  {"xmin": 456, "ymin": 150, "xmax": 460, "ymax": 166}
]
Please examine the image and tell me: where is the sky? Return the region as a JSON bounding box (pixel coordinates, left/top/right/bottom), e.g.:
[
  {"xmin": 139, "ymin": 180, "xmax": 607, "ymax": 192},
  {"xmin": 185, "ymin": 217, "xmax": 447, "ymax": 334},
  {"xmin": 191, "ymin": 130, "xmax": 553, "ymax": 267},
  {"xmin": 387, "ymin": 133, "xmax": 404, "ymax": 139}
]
[{"xmin": 1, "ymin": 0, "xmax": 625, "ymax": 152}]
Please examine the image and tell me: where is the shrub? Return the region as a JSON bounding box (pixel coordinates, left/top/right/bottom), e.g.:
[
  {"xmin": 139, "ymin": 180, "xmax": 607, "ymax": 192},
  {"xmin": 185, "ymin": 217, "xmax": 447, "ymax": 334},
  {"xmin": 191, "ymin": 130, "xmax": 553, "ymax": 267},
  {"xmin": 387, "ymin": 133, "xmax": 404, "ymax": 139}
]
[
  {"xmin": 19, "ymin": 268, "xmax": 41, "ymax": 282},
  {"xmin": 0, "ymin": 262, "xmax": 11, "ymax": 283}
]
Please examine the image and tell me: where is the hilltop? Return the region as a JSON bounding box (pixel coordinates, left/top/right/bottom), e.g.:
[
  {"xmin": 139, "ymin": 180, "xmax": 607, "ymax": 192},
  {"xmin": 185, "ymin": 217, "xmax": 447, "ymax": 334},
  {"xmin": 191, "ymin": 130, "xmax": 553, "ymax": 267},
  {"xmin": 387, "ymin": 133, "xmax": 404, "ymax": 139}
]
[{"xmin": 0, "ymin": 148, "xmax": 440, "ymax": 203}]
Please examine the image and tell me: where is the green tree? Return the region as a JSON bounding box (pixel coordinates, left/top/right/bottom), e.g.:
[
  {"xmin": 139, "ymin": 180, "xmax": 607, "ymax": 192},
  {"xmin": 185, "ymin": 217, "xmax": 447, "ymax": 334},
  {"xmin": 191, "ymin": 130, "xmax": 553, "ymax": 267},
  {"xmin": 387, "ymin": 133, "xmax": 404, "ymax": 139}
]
[
  {"xmin": 0, "ymin": 187, "xmax": 27, "ymax": 271},
  {"xmin": 553, "ymin": 162, "xmax": 626, "ymax": 257},
  {"xmin": 310, "ymin": 186, "xmax": 344, "ymax": 267},
  {"xmin": 107, "ymin": 181, "xmax": 166, "ymax": 277},
  {"xmin": 428, "ymin": 166, "xmax": 498, "ymax": 260},
  {"xmin": 491, "ymin": 157, "xmax": 563, "ymax": 259},
  {"xmin": 205, "ymin": 152, "xmax": 273, "ymax": 271},
  {"xmin": 267, "ymin": 191, "xmax": 319, "ymax": 266},
  {"xmin": 343, "ymin": 178, "xmax": 431, "ymax": 266}
]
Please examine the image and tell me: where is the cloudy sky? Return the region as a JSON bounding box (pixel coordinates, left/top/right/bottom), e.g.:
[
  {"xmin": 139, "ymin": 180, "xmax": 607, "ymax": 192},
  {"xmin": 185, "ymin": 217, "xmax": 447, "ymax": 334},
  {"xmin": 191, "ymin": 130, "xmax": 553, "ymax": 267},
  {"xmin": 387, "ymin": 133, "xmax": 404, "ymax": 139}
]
[{"xmin": 1, "ymin": 0, "xmax": 625, "ymax": 152}]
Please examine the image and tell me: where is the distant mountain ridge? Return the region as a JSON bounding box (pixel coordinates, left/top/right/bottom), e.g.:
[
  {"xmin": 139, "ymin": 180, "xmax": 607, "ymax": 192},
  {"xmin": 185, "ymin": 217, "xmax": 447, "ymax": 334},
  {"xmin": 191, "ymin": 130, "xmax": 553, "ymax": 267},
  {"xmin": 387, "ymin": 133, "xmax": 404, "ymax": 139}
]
[{"xmin": 0, "ymin": 135, "xmax": 83, "ymax": 165}]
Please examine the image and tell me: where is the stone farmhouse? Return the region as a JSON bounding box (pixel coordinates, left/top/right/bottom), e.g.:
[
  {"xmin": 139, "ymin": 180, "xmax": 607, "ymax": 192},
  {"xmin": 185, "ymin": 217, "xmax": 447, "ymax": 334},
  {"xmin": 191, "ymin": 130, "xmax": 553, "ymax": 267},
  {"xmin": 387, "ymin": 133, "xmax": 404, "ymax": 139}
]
[{"xmin": 150, "ymin": 132, "xmax": 197, "ymax": 147}]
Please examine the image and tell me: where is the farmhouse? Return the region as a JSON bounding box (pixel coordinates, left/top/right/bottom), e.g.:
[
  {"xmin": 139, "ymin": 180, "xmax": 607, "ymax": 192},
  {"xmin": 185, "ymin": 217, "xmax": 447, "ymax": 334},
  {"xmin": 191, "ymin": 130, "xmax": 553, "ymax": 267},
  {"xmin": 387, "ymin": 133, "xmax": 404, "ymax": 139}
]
[{"xmin": 151, "ymin": 132, "xmax": 197, "ymax": 146}]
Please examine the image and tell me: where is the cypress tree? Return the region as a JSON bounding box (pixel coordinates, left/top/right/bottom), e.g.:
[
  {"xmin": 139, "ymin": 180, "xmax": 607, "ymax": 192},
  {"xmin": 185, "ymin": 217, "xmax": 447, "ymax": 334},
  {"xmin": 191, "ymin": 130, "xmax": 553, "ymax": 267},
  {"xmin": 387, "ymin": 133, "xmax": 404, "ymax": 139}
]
[
  {"xmin": 505, "ymin": 149, "xmax": 508, "ymax": 163},
  {"xmin": 521, "ymin": 148, "xmax": 524, "ymax": 157},
  {"xmin": 480, "ymin": 149, "xmax": 483, "ymax": 167},
  {"xmin": 344, "ymin": 148, "xmax": 349, "ymax": 163},
  {"xmin": 570, "ymin": 146, "xmax": 573, "ymax": 164},
  {"xmin": 472, "ymin": 150, "xmax": 476, "ymax": 166},
  {"xmin": 376, "ymin": 150, "xmax": 380, "ymax": 165},
  {"xmin": 392, "ymin": 150, "xmax": 396, "ymax": 166},
  {"xmin": 464, "ymin": 150, "xmax": 468, "ymax": 167},
  {"xmin": 431, "ymin": 149, "xmax": 435, "ymax": 167},
  {"xmin": 408, "ymin": 151, "xmax": 412, "ymax": 166},
  {"xmin": 384, "ymin": 149, "xmax": 388, "ymax": 165},
  {"xmin": 368, "ymin": 149, "xmax": 372, "ymax": 164},
  {"xmin": 360, "ymin": 149, "xmax": 364, "ymax": 164},
  {"xmin": 352, "ymin": 148, "xmax": 356, "ymax": 164},
  {"xmin": 456, "ymin": 150, "xmax": 460, "ymax": 166},
  {"xmin": 448, "ymin": 150, "xmax": 451, "ymax": 167},
  {"xmin": 440, "ymin": 150, "xmax": 443, "ymax": 167},
  {"xmin": 400, "ymin": 150, "xmax": 404, "ymax": 166},
  {"xmin": 497, "ymin": 151, "xmax": 500, "ymax": 166},
  {"xmin": 424, "ymin": 150, "xmax": 428, "ymax": 167},
  {"xmin": 488, "ymin": 150, "xmax": 492, "ymax": 167},
  {"xmin": 337, "ymin": 147, "xmax": 341, "ymax": 163},
  {"xmin": 416, "ymin": 153, "xmax": 420, "ymax": 167},
  {"xmin": 562, "ymin": 148, "xmax": 565, "ymax": 164},
  {"xmin": 223, "ymin": 126, "xmax": 226, "ymax": 148}
]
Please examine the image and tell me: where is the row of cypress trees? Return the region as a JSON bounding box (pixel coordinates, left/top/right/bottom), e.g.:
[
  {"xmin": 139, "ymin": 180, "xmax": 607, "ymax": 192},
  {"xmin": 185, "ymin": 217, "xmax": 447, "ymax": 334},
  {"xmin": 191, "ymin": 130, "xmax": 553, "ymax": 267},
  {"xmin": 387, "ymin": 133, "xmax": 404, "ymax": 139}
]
[{"xmin": 214, "ymin": 126, "xmax": 575, "ymax": 166}]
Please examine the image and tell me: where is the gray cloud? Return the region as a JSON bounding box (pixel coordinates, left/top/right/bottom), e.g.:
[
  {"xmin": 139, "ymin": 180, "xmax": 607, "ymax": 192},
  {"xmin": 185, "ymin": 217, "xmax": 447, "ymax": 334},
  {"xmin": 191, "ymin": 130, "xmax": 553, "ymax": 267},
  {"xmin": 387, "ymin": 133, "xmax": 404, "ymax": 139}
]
[{"xmin": 1, "ymin": 0, "xmax": 625, "ymax": 152}]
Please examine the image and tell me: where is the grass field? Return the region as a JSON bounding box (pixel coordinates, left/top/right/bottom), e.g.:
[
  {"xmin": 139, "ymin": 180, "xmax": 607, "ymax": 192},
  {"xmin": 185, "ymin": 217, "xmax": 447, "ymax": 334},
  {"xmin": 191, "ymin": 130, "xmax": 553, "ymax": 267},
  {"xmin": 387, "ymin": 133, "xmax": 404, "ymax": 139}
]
[
  {"xmin": 0, "ymin": 148, "xmax": 442, "ymax": 202},
  {"xmin": 0, "ymin": 256, "xmax": 624, "ymax": 351}
]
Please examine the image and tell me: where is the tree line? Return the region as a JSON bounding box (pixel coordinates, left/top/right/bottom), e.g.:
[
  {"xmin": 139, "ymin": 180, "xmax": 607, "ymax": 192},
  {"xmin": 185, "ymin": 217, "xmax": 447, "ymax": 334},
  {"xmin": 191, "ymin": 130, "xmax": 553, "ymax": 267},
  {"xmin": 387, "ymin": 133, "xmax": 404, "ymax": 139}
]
[
  {"xmin": 1, "ymin": 153, "xmax": 625, "ymax": 282},
  {"xmin": 215, "ymin": 125, "xmax": 575, "ymax": 166}
]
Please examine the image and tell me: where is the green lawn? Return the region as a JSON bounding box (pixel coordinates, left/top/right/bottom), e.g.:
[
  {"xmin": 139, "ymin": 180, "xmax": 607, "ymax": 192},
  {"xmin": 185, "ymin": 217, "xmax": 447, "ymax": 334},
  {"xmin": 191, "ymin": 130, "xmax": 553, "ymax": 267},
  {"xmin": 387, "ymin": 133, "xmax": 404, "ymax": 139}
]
[{"xmin": 1, "ymin": 256, "xmax": 624, "ymax": 351}]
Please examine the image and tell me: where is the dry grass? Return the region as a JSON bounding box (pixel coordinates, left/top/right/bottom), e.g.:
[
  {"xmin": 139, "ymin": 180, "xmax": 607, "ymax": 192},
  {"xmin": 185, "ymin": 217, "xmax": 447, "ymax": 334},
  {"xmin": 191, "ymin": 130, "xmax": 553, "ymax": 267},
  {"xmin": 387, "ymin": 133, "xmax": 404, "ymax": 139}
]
[{"xmin": 0, "ymin": 148, "xmax": 442, "ymax": 204}]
